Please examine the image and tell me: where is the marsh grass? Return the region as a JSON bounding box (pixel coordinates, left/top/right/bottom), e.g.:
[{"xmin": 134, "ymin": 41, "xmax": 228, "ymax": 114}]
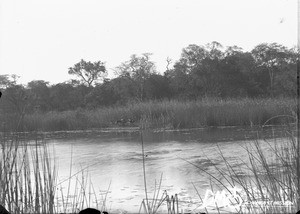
[
  {"xmin": 19, "ymin": 98, "xmax": 296, "ymax": 131},
  {"xmin": 0, "ymin": 131, "xmax": 109, "ymax": 214},
  {"xmin": 0, "ymin": 133, "xmax": 57, "ymax": 213},
  {"xmin": 56, "ymin": 168, "xmax": 110, "ymax": 214},
  {"xmin": 139, "ymin": 184, "xmax": 180, "ymax": 214},
  {"xmin": 190, "ymin": 124, "xmax": 299, "ymax": 213}
]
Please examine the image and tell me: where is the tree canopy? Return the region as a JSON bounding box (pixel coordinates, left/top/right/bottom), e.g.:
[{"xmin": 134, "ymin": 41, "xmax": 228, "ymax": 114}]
[
  {"xmin": 115, "ymin": 53, "xmax": 157, "ymax": 101},
  {"xmin": 68, "ymin": 59, "xmax": 107, "ymax": 87},
  {"xmin": 0, "ymin": 42, "xmax": 297, "ymax": 115}
]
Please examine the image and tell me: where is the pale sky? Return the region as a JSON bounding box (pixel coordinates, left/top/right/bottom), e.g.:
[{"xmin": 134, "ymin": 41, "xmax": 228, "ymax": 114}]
[{"xmin": 0, "ymin": 0, "xmax": 297, "ymax": 85}]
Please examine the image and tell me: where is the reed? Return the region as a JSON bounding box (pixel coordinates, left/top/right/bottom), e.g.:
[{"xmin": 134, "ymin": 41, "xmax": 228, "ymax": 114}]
[
  {"xmin": 0, "ymin": 130, "xmax": 108, "ymax": 214},
  {"xmin": 20, "ymin": 97, "xmax": 296, "ymax": 131},
  {"xmin": 190, "ymin": 124, "xmax": 299, "ymax": 213},
  {"xmin": 0, "ymin": 132, "xmax": 57, "ymax": 214}
]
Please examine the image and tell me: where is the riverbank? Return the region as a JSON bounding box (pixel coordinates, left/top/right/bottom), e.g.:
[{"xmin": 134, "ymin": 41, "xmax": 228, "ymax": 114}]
[{"xmin": 2, "ymin": 97, "xmax": 296, "ymax": 132}]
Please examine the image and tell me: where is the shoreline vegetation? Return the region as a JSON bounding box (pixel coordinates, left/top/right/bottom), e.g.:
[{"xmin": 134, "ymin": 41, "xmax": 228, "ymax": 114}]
[
  {"xmin": 0, "ymin": 42, "xmax": 297, "ymax": 132},
  {"xmin": 2, "ymin": 97, "xmax": 296, "ymax": 132}
]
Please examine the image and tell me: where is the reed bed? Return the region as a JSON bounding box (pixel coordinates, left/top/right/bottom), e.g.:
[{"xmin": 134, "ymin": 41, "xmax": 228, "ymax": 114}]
[
  {"xmin": 19, "ymin": 97, "xmax": 296, "ymax": 131},
  {"xmin": 0, "ymin": 134, "xmax": 56, "ymax": 213},
  {"xmin": 190, "ymin": 124, "xmax": 299, "ymax": 213},
  {"xmin": 0, "ymin": 132, "xmax": 107, "ymax": 214}
]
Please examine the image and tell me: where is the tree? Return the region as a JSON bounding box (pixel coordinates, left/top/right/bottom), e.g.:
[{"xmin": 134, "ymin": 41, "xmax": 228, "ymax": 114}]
[
  {"xmin": 180, "ymin": 44, "xmax": 208, "ymax": 71},
  {"xmin": 0, "ymin": 84, "xmax": 30, "ymax": 131},
  {"xmin": 85, "ymin": 81, "xmax": 120, "ymax": 107},
  {"xmin": 220, "ymin": 48, "xmax": 258, "ymax": 97},
  {"xmin": 165, "ymin": 57, "xmax": 172, "ymax": 72},
  {"xmin": 109, "ymin": 76, "xmax": 138, "ymax": 104},
  {"xmin": 50, "ymin": 83, "xmax": 77, "ymax": 111},
  {"xmin": 48, "ymin": 83, "xmax": 90, "ymax": 111},
  {"xmin": 165, "ymin": 64, "xmax": 192, "ymax": 99},
  {"xmin": 2, "ymin": 85, "xmax": 29, "ymax": 115},
  {"xmin": 115, "ymin": 53, "xmax": 156, "ymax": 101},
  {"xmin": 251, "ymin": 43, "xmax": 290, "ymax": 97},
  {"xmin": 68, "ymin": 59, "xmax": 106, "ymax": 87},
  {"xmin": 144, "ymin": 74, "xmax": 171, "ymax": 99},
  {"xmin": 273, "ymin": 47, "xmax": 298, "ymax": 96},
  {"xmin": 27, "ymin": 80, "xmax": 50, "ymax": 112},
  {"xmin": 165, "ymin": 44, "xmax": 208, "ymax": 98},
  {"xmin": 224, "ymin": 45, "xmax": 244, "ymax": 57},
  {"xmin": 170, "ymin": 43, "xmax": 224, "ymax": 97},
  {"xmin": 205, "ymin": 41, "xmax": 224, "ymax": 60},
  {"xmin": 0, "ymin": 74, "xmax": 19, "ymax": 89}
]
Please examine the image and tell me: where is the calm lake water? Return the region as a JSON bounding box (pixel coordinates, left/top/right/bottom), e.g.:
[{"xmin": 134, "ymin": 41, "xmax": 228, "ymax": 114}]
[{"xmin": 36, "ymin": 126, "xmax": 290, "ymax": 213}]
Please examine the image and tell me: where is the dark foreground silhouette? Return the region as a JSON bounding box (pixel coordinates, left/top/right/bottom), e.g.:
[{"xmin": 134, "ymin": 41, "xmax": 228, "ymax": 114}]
[
  {"xmin": 0, "ymin": 205, "xmax": 9, "ymax": 214},
  {"xmin": 79, "ymin": 208, "xmax": 108, "ymax": 214},
  {"xmin": 0, "ymin": 205, "xmax": 110, "ymax": 214}
]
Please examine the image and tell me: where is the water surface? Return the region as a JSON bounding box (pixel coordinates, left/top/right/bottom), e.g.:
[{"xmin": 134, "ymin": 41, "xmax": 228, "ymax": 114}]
[{"xmin": 42, "ymin": 126, "xmax": 289, "ymax": 213}]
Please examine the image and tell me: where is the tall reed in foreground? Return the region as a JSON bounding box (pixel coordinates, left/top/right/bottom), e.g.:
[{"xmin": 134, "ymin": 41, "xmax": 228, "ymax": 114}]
[
  {"xmin": 0, "ymin": 133, "xmax": 57, "ymax": 214},
  {"xmin": 0, "ymin": 131, "xmax": 107, "ymax": 214},
  {"xmin": 191, "ymin": 124, "xmax": 299, "ymax": 213}
]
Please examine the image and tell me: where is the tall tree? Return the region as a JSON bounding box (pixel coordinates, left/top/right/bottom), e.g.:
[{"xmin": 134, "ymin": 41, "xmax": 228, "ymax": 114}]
[
  {"xmin": 221, "ymin": 47, "xmax": 258, "ymax": 97},
  {"xmin": 165, "ymin": 63, "xmax": 192, "ymax": 99},
  {"xmin": 68, "ymin": 59, "xmax": 106, "ymax": 87},
  {"xmin": 180, "ymin": 44, "xmax": 208, "ymax": 71},
  {"xmin": 115, "ymin": 53, "xmax": 156, "ymax": 101},
  {"xmin": 251, "ymin": 43, "xmax": 290, "ymax": 97},
  {"xmin": 273, "ymin": 47, "xmax": 298, "ymax": 96},
  {"xmin": 170, "ymin": 43, "xmax": 224, "ymax": 97}
]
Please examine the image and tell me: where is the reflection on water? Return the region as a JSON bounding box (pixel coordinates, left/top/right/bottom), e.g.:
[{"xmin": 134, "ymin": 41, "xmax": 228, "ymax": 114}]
[{"xmin": 43, "ymin": 126, "xmax": 289, "ymax": 213}]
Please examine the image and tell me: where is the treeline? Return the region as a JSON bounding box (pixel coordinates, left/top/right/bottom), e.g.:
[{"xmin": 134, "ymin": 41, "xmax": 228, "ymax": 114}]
[{"xmin": 0, "ymin": 42, "xmax": 297, "ymax": 115}]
